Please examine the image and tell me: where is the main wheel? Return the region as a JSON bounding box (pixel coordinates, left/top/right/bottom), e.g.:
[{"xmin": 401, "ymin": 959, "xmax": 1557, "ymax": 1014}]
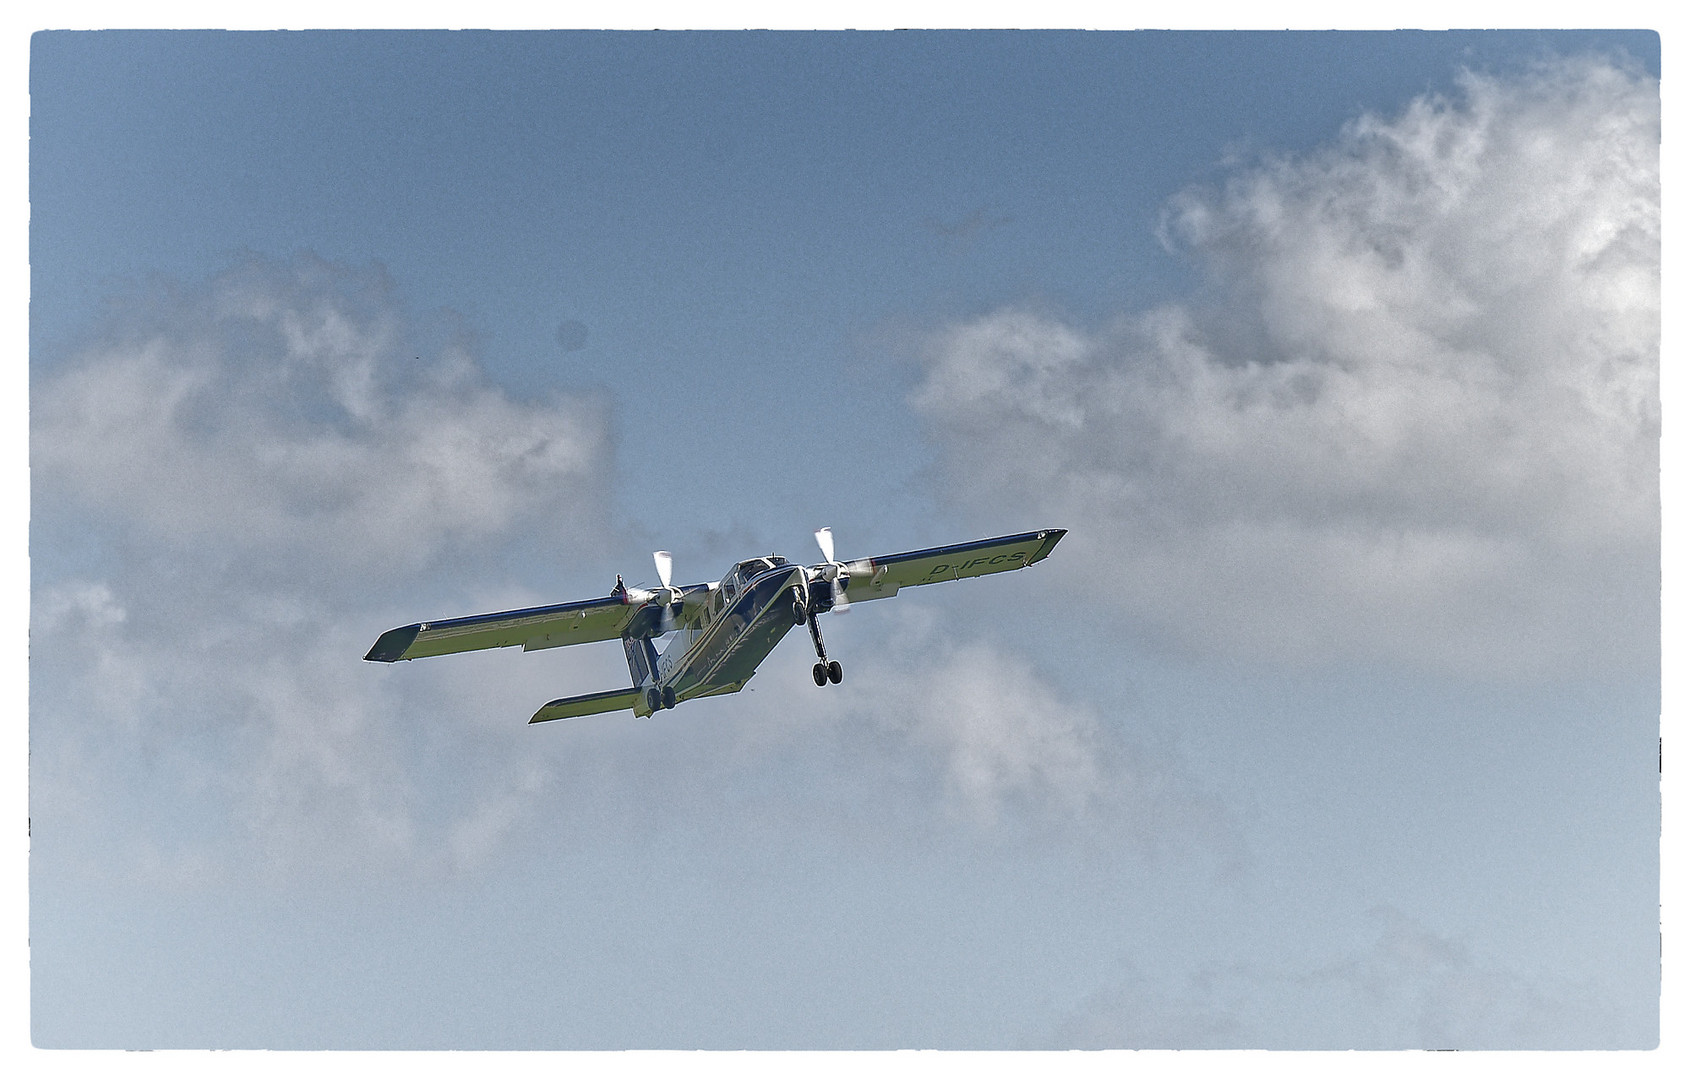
[
  {"xmin": 827, "ymin": 660, "xmax": 842, "ymax": 684},
  {"xmin": 813, "ymin": 662, "xmax": 828, "ymax": 687},
  {"xmin": 646, "ymin": 688, "xmax": 662, "ymax": 713},
  {"xmin": 662, "ymin": 686, "xmax": 677, "ymax": 710}
]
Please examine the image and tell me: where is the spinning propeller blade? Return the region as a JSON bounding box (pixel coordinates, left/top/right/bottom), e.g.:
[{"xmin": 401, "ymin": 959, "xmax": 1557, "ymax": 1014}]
[
  {"xmin": 651, "ymin": 550, "xmax": 679, "ymax": 634},
  {"xmin": 814, "ymin": 527, "xmax": 849, "ymax": 612}
]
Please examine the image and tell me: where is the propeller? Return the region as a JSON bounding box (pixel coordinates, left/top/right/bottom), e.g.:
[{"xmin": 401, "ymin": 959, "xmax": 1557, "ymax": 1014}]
[
  {"xmin": 813, "ymin": 527, "xmax": 851, "ymax": 613},
  {"xmin": 652, "ymin": 550, "xmax": 681, "ymax": 634},
  {"xmin": 654, "ymin": 550, "xmax": 674, "ymax": 601}
]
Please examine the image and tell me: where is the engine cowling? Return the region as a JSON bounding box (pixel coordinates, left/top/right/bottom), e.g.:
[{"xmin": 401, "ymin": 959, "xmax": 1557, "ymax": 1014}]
[
  {"xmin": 806, "ymin": 560, "xmax": 851, "ymax": 613},
  {"xmin": 809, "ymin": 528, "xmax": 858, "ymax": 613}
]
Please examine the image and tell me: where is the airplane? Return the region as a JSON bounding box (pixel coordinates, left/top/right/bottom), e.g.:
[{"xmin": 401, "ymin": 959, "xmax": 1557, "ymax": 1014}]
[{"xmin": 365, "ymin": 527, "xmax": 1066, "ymax": 724}]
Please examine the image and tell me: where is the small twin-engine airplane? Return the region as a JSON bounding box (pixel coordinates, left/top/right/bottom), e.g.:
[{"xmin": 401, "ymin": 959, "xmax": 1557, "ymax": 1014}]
[{"xmin": 366, "ymin": 527, "xmax": 1066, "ymax": 724}]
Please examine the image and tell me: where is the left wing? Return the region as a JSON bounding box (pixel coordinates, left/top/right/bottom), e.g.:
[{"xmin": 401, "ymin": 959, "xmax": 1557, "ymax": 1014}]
[
  {"xmin": 834, "ymin": 528, "xmax": 1066, "ymax": 604},
  {"xmin": 365, "ymin": 593, "xmax": 639, "ymax": 663}
]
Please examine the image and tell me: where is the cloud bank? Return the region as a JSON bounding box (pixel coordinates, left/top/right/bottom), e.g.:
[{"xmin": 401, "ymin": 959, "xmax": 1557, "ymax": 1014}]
[{"xmin": 914, "ymin": 56, "xmax": 1659, "ymax": 677}]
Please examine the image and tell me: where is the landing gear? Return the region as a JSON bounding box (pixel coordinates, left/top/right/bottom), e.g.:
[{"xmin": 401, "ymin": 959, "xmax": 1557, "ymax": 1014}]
[
  {"xmin": 662, "ymin": 685, "xmax": 677, "ymax": 710},
  {"xmin": 810, "ymin": 662, "xmax": 843, "ymax": 686},
  {"xmin": 647, "ymin": 685, "xmax": 678, "ymax": 712},
  {"xmin": 806, "ymin": 609, "xmax": 842, "ymax": 687},
  {"xmin": 792, "ymin": 587, "xmax": 807, "ymax": 626}
]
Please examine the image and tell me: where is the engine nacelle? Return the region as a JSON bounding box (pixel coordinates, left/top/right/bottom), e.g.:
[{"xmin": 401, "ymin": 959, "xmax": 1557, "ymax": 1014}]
[{"xmin": 806, "ymin": 569, "xmax": 850, "ymax": 613}]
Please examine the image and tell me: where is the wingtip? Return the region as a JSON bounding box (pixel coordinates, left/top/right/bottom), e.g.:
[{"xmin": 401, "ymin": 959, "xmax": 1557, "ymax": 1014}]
[
  {"xmin": 1028, "ymin": 528, "xmax": 1067, "ymax": 565},
  {"xmin": 364, "ymin": 624, "xmax": 421, "ymax": 663}
]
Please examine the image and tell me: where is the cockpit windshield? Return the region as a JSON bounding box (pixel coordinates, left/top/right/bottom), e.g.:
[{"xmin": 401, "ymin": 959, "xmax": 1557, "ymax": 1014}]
[{"xmin": 733, "ymin": 555, "xmax": 789, "ymax": 581}]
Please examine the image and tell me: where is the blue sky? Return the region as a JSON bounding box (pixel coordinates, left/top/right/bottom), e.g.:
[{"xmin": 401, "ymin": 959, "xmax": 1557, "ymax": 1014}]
[{"xmin": 27, "ymin": 29, "xmax": 1660, "ymax": 1050}]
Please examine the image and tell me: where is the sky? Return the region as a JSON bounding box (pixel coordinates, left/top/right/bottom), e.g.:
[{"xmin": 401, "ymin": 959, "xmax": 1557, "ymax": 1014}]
[{"xmin": 25, "ymin": 27, "xmax": 1662, "ymax": 1051}]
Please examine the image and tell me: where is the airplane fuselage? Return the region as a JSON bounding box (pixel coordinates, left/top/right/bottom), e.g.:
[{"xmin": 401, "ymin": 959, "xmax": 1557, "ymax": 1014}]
[{"xmin": 639, "ymin": 556, "xmax": 807, "ymax": 716}]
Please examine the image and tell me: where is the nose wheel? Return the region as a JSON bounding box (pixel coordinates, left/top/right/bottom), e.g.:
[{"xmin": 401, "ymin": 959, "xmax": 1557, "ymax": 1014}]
[{"xmin": 646, "ymin": 685, "xmax": 678, "ymax": 712}]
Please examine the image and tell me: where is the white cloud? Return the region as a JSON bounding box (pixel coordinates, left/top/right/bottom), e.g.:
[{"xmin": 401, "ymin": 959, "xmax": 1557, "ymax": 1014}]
[
  {"xmin": 736, "ymin": 605, "xmax": 1225, "ymax": 846},
  {"xmin": 33, "ymin": 254, "xmax": 612, "ymax": 579},
  {"xmin": 35, "ymin": 579, "xmax": 127, "ymax": 633},
  {"xmin": 913, "ymin": 56, "xmax": 1659, "ymax": 677},
  {"xmin": 29, "ymin": 255, "xmax": 621, "ymax": 881},
  {"xmin": 848, "ymin": 635, "xmax": 1111, "ymax": 825}
]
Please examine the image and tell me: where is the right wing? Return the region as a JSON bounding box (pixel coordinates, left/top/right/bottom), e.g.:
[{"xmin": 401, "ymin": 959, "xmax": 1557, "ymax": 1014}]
[
  {"xmin": 838, "ymin": 528, "xmax": 1066, "ymax": 603},
  {"xmin": 365, "ymin": 593, "xmax": 640, "ymax": 663}
]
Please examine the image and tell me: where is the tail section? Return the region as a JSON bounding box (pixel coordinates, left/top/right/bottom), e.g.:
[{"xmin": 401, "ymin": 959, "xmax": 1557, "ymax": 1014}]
[{"xmin": 526, "ymin": 635, "xmax": 658, "ymax": 725}]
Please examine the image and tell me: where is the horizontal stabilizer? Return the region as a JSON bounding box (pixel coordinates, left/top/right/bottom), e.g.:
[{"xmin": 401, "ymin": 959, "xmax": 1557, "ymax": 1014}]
[{"xmin": 528, "ymin": 686, "xmax": 641, "ymax": 724}]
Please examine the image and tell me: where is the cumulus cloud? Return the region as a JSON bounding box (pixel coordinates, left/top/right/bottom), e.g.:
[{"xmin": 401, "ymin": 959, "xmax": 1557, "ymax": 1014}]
[
  {"xmin": 913, "ymin": 57, "xmax": 1659, "ymax": 677},
  {"xmin": 725, "ymin": 604, "xmax": 1226, "ymax": 850},
  {"xmin": 30, "ymin": 254, "xmax": 620, "ymax": 881},
  {"xmin": 34, "ymin": 255, "xmax": 610, "ymax": 580}
]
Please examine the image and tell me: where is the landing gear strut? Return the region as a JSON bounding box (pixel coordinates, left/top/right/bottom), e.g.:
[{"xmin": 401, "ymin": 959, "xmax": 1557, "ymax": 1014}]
[{"xmin": 806, "ymin": 609, "xmax": 842, "ymax": 687}]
